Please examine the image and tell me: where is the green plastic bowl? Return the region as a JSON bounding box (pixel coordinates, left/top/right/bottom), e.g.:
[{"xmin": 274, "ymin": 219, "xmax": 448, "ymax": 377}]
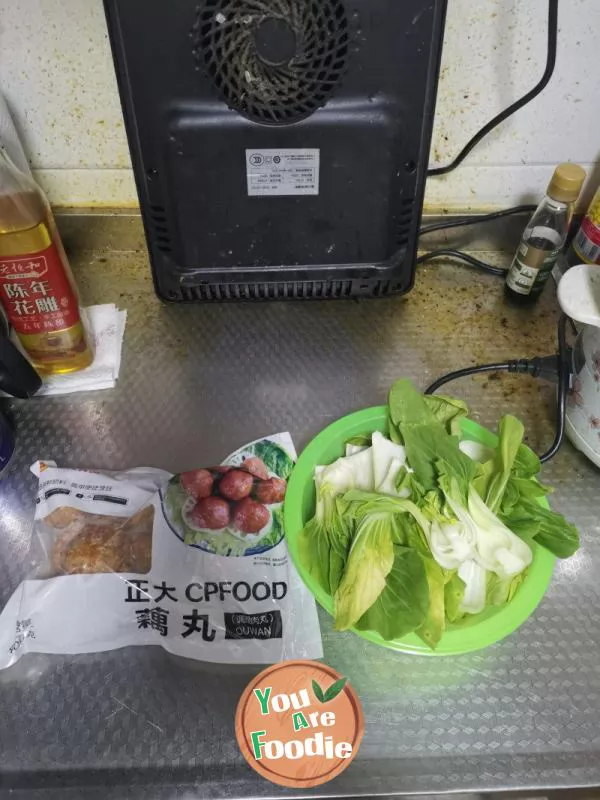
[{"xmin": 284, "ymin": 406, "xmax": 556, "ymax": 656}]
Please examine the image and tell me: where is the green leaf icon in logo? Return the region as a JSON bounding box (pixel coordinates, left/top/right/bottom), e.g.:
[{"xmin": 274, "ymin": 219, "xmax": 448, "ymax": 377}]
[
  {"xmin": 312, "ymin": 677, "xmax": 347, "ymax": 704},
  {"xmin": 312, "ymin": 679, "xmax": 325, "ymax": 703},
  {"xmin": 324, "ymin": 677, "xmax": 347, "ymax": 702}
]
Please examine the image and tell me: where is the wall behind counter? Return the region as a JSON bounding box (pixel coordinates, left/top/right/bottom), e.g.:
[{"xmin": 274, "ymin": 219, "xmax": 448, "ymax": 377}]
[{"xmin": 0, "ymin": 0, "xmax": 598, "ymax": 210}]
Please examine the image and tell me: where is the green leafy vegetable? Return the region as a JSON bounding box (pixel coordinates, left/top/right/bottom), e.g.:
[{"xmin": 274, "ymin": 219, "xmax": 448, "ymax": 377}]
[
  {"xmin": 500, "ymin": 475, "xmax": 551, "ymax": 514},
  {"xmin": 334, "ymin": 513, "xmax": 395, "ymax": 630},
  {"xmin": 394, "ymin": 465, "xmax": 416, "ymax": 498},
  {"xmin": 342, "ymin": 490, "xmax": 433, "ymax": 540},
  {"xmin": 445, "ymin": 572, "xmax": 466, "ymax": 622},
  {"xmin": 400, "ymin": 513, "xmax": 432, "ymax": 557},
  {"xmin": 299, "ymin": 515, "xmax": 332, "ymax": 593},
  {"xmin": 486, "ymin": 571, "xmax": 525, "ymax": 606},
  {"xmin": 389, "ymin": 378, "xmax": 476, "ymax": 495},
  {"xmin": 478, "ymin": 415, "xmax": 525, "ymax": 513},
  {"xmin": 299, "ymin": 492, "xmax": 354, "ymax": 594},
  {"xmin": 513, "ymin": 443, "xmax": 541, "ymax": 479},
  {"xmin": 402, "ymin": 424, "xmax": 476, "ymax": 496},
  {"xmin": 500, "ymin": 496, "xmax": 580, "ymax": 558},
  {"xmin": 355, "ymin": 546, "xmax": 429, "ymax": 640},
  {"xmin": 416, "ymin": 558, "xmax": 446, "ymax": 649},
  {"xmin": 389, "ymin": 378, "xmax": 438, "ymax": 431},
  {"xmin": 327, "ymin": 497, "xmax": 355, "ymax": 593},
  {"xmin": 423, "ymin": 393, "xmax": 469, "ymax": 436}
]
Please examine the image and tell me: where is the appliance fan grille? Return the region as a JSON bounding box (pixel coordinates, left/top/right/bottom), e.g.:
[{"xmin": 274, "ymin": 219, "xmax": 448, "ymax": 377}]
[{"xmin": 192, "ymin": 0, "xmax": 350, "ymax": 124}]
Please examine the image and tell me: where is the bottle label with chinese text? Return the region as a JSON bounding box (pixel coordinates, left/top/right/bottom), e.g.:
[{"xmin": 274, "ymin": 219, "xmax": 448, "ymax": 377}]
[
  {"xmin": 0, "ymin": 243, "xmax": 79, "ymax": 335},
  {"xmin": 506, "ymin": 242, "xmax": 559, "ymax": 295}
]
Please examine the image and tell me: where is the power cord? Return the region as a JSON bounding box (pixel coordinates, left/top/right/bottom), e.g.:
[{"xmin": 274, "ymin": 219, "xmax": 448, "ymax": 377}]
[
  {"xmin": 419, "ymin": 205, "xmax": 537, "ymax": 236},
  {"xmin": 417, "ymin": 205, "xmax": 538, "ymax": 276},
  {"xmin": 427, "ymin": 0, "xmax": 558, "ymax": 177},
  {"xmin": 416, "ymin": 249, "xmax": 505, "ymax": 277},
  {"xmin": 541, "ymin": 313, "xmax": 570, "ymax": 462},
  {"xmin": 425, "ymin": 314, "xmax": 570, "ymax": 464}
]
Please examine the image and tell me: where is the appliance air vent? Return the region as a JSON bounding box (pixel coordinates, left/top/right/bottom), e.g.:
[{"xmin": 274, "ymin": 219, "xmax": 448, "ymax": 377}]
[
  {"xmin": 396, "ymin": 197, "xmax": 415, "ymax": 248},
  {"xmin": 148, "ymin": 205, "xmax": 173, "ymax": 253},
  {"xmin": 192, "ymin": 0, "xmax": 350, "ymax": 125},
  {"xmin": 180, "ymin": 280, "xmax": 354, "ymax": 301}
]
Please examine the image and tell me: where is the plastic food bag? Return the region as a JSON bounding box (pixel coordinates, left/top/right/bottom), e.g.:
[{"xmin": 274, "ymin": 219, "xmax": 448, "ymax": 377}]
[{"xmin": 0, "ymin": 433, "xmax": 322, "ymax": 668}]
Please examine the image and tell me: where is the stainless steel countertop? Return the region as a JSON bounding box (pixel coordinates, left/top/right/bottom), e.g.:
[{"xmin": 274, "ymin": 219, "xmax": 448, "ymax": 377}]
[{"xmin": 1, "ymin": 240, "xmax": 599, "ymax": 799}]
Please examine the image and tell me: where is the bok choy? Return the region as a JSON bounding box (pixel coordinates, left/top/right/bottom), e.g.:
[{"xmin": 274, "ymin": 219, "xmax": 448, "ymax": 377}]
[{"xmin": 299, "ymin": 379, "xmax": 579, "ymax": 649}]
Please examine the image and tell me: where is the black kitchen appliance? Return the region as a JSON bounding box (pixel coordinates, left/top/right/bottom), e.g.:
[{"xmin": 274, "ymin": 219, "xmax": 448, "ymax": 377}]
[
  {"xmin": 0, "ymin": 311, "xmax": 41, "ymax": 399},
  {"xmin": 104, "ymin": 0, "xmax": 447, "ymax": 302},
  {"xmin": 0, "ymin": 310, "xmax": 41, "ymax": 473}
]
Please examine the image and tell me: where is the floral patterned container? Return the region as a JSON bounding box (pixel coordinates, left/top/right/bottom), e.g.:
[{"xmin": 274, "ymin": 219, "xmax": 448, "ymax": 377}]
[{"xmin": 567, "ymin": 324, "xmax": 600, "ymax": 468}]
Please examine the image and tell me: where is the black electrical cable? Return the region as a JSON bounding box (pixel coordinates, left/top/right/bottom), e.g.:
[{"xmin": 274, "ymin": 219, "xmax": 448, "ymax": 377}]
[
  {"xmin": 540, "ymin": 313, "xmax": 569, "ymax": 463},
  {"xmin": 419, "ymin": 205, "xmax": 537, "ymax": 236},
  {"xmin": 416, "ymin": 249, "xmax": 506, "ymax": 277},
  {"xmin": 417, "ymin": 205, "xmax": 539, "ymax": 276},
  {"xmin": 424, "ymin": 314, "xmax": 570, "ymax": 464},
  {"xmin": 425, "ymin": 362, "xmax": 513, "ymax": 394},
  {"xmin": 427, "ymin": 0, "xmax": 558, "ymax": 177}
]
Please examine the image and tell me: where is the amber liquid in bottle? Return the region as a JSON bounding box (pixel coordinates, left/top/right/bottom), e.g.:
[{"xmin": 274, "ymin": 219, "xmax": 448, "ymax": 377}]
[{"xmin": 0, "ymin": 188, "xmax": 93, "ymax": 375}]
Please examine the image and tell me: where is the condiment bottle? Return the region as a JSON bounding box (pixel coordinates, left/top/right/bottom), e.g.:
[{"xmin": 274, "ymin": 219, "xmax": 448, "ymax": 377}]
[
  {"xmin": 0, "ymin": 146, "xmax": 93, "ymax": 374},
  {"xmin": 565, "ymin": 184, "xmax": 600, "ymax": 267},
  {"xmin": 505, "ymin": 163, "xmax": 586, "ymax": 303}
]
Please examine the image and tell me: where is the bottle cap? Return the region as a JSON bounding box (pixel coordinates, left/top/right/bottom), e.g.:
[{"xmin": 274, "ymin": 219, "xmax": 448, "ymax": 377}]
[{"xmin": 547, "ymin": 163, "xmax": 586, "ymax": 203}]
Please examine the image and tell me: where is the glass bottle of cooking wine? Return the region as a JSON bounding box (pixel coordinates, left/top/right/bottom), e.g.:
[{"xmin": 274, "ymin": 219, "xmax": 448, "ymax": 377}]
[
  {"xmin": 505, "ymin": 163, "xmax": 586, "ymax": 303},
  {"xmin": 0, "ymin": 146, "xmax": 93, "ymax": 374}
]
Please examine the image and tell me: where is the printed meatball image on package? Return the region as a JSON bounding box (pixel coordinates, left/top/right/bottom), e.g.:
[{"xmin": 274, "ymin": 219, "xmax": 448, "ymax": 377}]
[
  {"xmin": 162, "ymin": 439, "xmax": 294, "ymax": 557},
  {"xmin": 0, "ymin": 435, "xmax": 322, "ymax": 670}
]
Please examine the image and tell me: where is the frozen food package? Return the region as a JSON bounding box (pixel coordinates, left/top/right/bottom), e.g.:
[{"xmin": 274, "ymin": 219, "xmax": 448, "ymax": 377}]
[{"xmin": 0, "ymin": 434, "xmax": 323, "ymax": 668}]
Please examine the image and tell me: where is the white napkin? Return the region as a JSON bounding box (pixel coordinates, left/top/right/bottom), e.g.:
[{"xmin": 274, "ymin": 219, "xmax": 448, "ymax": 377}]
[{"xmin": 37, "ymin": 304, "xmax": 127, "ymax": 396}]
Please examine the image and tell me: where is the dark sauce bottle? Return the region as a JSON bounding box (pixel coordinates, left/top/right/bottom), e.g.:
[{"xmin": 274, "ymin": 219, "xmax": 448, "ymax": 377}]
[{"xmin": 505, "ymin": 163, "xmax": 586, "ymax": 304}]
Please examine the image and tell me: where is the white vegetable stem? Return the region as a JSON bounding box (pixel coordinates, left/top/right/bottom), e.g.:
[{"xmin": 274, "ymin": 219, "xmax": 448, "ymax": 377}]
[
  {"xmin": 319, "ymin": 431, "xmax": 409, "ymax": 499},
  {"xmin": 318, "ymin": 448, "xmax": 375, "ymax": 494},
  {"xmin": 345, "ymin": 444, "xmax": 368, "ymax": 456},
  {"xmin": 371, "ymin": 431, "xmax": 408, "ymax": 490},
  {"xmin": 459, "ymin": 439, "xmax": 495, "ymax": 463},
  {"xmin": 432, "ymin": 487, "xmax": 533, "ymax": 614},
  {"xmin": 458, "ymin": 560, "xmax": 487, "ymax": 614},
  {"xmin": 377, "ymin": 457, "xmax": 409, "ymax": 498}
]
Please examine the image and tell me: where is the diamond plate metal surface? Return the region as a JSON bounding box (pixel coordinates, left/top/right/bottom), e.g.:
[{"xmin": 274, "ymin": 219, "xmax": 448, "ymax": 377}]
[{"xmin": 0, "ymin": 249, "xmax": 599, "ymax": 798}]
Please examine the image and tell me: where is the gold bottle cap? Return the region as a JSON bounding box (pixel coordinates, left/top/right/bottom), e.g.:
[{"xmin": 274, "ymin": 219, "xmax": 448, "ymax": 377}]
[{"xmin": 547, "ymin": 163, "xmax": 586, "ymax": 203}]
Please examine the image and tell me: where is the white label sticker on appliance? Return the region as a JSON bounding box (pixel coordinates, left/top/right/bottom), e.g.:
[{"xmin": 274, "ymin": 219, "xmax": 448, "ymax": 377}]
[{"xmin": 246, "ymin": 149, "xmax": 320, "ymax": 197}]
